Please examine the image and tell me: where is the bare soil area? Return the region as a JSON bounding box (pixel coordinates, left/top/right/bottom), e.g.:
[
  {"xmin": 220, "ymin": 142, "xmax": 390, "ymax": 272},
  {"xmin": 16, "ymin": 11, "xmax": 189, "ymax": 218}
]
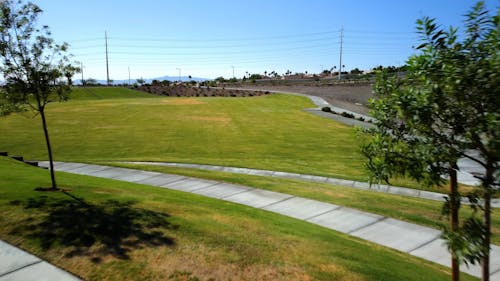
[
  {"xmin": 234, "ymin": 84, "xmax": 374, "ymax": 115},
  {"xmin": 136, "ymin": 83, "xmax": 374, "ymax": 115},
  {"xmin": 137, "ymin": 84, "xmax": 270, "ymax": 98}
]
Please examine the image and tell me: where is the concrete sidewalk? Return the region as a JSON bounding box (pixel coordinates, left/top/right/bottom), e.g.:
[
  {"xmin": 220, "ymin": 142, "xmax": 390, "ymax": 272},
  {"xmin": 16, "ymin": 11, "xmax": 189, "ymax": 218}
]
[
  {"xmin": 297, "ymin": 91, "xmax": 486, "ymax": 187},
  {"xmin": 0, "ymin": 240, "xmax": 81, "ymax": 281},
  {"xmin": 123, "ymin": 161, "xmax": 500, "ymax": 208},
  {"xmin": 34, "ymin": 161, "xmax": 500, "ymax": 280}
]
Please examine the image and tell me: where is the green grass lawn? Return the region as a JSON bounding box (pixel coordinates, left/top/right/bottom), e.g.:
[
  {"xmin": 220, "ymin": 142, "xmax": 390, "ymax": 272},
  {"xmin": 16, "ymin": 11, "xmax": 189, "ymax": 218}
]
[
  {"xmin": 0, "ymin": 157, "xmax": 478, "ymax": 281},
  {"xmin": 0, "ymin": 87, "xmax": 365, "ymax": 179},
  {"xmin": 0, "ymin": 87, "xmax": 439, "ymax": 191}
]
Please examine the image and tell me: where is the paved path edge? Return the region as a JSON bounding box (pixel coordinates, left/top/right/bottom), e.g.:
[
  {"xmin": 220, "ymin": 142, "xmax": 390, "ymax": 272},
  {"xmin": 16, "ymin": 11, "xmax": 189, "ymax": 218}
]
[
  {"xmin": 121, "ymin": 161, "xmax": 500, "ymax": 208},
  {"xmin": 30, "ymin": 161, "xmax": 500, "ymax": 280},
  {"xmin": 0, "ymin": 239, "xmax": 81, "ymax": 281}
]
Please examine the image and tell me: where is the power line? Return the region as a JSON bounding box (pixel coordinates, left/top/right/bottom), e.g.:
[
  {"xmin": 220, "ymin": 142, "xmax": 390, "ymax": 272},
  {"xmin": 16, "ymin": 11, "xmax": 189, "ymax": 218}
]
[
  {"xmin": 69, "ymin": 37, "xmax": 411, "ymax": 56},
  {"xmin": 108, "ymin": 30, "xmax": 339, "ymax": 43},
  {"xmin": 71, "ymin": 43, "xmax": 409, "ymax": 61},
  {"xmin": 71, "ymin": 36, "xmax": 339, "ymax": 50},
  {"xmin": 72, "ymin": 28, "xmax": 416, "ymax": 78},
  {"xmin": 345, "ymin": 29, "xmax": 414, "ymax": 35},
  {"xmin": 66, "ymin": 30, "xmax": 414, "ymax": 44}
]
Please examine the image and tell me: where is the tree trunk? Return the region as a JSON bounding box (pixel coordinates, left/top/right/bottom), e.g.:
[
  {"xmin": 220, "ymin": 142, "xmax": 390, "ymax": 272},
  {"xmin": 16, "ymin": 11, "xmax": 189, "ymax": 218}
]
[
  {"xmin": 39, "ymin": 107, "xmax": 57, "ymax": 190},
  {"xmin": 450, "ymin": 164, "xmax": 460, "ymax": 281},
  {"xmin": 482, "ymin": 190, "xmax": 490, "ymax": 281},
  {"xmin": 481, "ymin": 165, "xmax": 493, "ymax": 281}
]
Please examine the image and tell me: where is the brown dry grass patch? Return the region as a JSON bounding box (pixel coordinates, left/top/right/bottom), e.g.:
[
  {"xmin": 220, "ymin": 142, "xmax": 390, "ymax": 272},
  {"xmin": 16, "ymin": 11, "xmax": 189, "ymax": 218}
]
[
  {"xmin": 162, "ymin": 98, "xmax": 206, "ymax": 105},
  {"xmin": 145, "ymin": 243, "xmax": 314, "ymax": 281},
  {"xmin": 188, "ymin": 116, "xmax": 231, "ymax": 123}
]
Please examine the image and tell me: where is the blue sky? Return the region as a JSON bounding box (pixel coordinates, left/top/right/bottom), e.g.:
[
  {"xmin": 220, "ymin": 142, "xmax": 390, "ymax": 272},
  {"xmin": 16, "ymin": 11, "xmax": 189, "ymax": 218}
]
[{"xmin": 35, "ymin": 0, "xmax": 499, "ymax": 80}]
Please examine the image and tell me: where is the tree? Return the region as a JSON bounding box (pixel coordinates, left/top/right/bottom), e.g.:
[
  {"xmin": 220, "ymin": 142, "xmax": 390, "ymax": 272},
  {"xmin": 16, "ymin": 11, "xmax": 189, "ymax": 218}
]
[
  {"xmin": 214, "ymin": 76, "xmax": 225, "ymax": 83},
  {"xmin": 248, "ymin": 74, "xmax": 261, "ymax": 80},
  {"xmin": 361, "ymin": 2, "xmax": 498, "ymax": 280},
  {"xmin": 350, "ymin": 68, "xmax": 364, "ymax": 75},
  {"xmin": 84, "ymin": 78, "xmax": 98, "ymax": 86},
  {"xmin": 136, "ymin": 77, "xmax": 145, "ymax": 85},
  {"xmin": 269, "ymin": 70, "xmax": 278, "ymax": 78},
  {"xmin": 451, "ymin": 3, "xmax": 499, "ymax": 279},
  {"xmin": 0, "ymin": 0, "xmax": 79, "ymax": 190},
  {"xmin": 362, "ymin": 71, "xmax": 466, "ymax": 281}
]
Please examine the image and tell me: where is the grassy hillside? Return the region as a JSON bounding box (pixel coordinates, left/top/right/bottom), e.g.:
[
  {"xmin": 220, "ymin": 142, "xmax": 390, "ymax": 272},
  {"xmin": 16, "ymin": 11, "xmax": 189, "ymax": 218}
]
[
  {"xmin": 113, "ymin": 162, "xmax": 500, "ymax": 245},
  {"xmin": 0, "ymin": 87, "xmax": 368, "ymax": 182},
  {"xmin": 70, "ymin": 87, "xmax": 156, "ymax": 100},
  {"xmin": 0, "ymin": 157, "xmax": 477, "ymax": 281}
]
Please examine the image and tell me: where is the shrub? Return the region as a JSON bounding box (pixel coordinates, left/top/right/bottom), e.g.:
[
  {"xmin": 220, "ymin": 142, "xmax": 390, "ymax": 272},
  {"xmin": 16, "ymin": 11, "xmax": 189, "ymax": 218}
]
[
  {"xmin": 321, "ymin": 106, "xmax": 332, "ymax": 112},
  {"xmin": 340, "ymin": 112, "xmax": 355, "ymax": 119}
]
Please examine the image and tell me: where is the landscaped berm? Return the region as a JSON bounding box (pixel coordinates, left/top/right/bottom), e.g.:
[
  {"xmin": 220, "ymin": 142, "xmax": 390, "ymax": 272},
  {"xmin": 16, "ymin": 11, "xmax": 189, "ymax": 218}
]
[{"xmin": 0, "ymin": 87, "xmax": 494, "ymax": 280}]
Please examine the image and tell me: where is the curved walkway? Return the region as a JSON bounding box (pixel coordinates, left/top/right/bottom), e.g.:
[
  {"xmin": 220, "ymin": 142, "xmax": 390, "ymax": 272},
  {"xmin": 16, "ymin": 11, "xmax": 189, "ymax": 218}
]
[
  {"xmin": 232, "ymin": 87, "xmax": 485, "ymax": 187},
  {"xmin": 0, "ymin": 239, "xmax": 81, "ymax": 280},
  {"xmin": 219, "ymin": 86, "xmax": 375, "ymax": 123},
  {"xmin": 33, "ymin": 161, "xmax": 500, "ymax": 280},
  {"xmin": 123, "ymin": 161, "xmax": 500, "ymax": 208}
]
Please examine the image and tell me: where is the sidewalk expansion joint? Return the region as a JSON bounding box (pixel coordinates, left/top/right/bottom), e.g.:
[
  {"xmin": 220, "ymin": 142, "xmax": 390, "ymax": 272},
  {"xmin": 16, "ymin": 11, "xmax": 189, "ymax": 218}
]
[
  {"xmin": 347, "ymin": 216, "xmax": 388, "ymax": 234},
  {"xmin": 219, "ymin": 189, "xmax": 253, "ymax": 199},
  {"xmin": 490, "ymin": 267, "xmax": 500, "ymax": 277},
  {"xmin": 0, "ymin": 260, "xmax": 42, "ymax": 278},
  {"xmin": 136, "ymin": 173, "xmax": 167, "ymax": 182},
  {"xmin": 303, "ymin": 206, "xmax": 342, "ymax": 221},
  {"xmin": 259, "ymin": 196, "xmax": 295, "ymax": 209},
  {"xmin": 160, "ymin": 177, "xmax": 189, "ymax": 187},
  {"xmin": 407, "ymin": 235, "xmax": 441, "ymax": 253},
  {"xmin": 57, "ymin": 164, "xmax": 90, "ymax": 172},
  {"xmin": 80, "ymin": 166, "xmax": 113, "ymax": 175},
  {"xmin": 188, "ymin": 182, "xmax": 221, "ymax": 193}
]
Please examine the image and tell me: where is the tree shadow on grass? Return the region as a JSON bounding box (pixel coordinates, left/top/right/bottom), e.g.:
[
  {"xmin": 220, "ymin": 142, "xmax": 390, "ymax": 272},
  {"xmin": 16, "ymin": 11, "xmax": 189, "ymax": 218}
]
[{"xmin": 9, "ymin": 195, "xmax": 176, "ymax": 263}]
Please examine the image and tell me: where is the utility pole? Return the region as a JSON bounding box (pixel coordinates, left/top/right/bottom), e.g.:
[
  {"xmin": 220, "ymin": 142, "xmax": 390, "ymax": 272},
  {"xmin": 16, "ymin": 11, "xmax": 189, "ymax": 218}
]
[
  {"xmin": 128, "ymin": 66, "xmax": 131, "ymax": 86},
  {"xmin": 105, "ymin": 31, "xmax": 110, "ymax": 86},
  {"xmin": 80, "ymin": 62, "xmax": 84, "ymax": 86},
  {"xmin": 231, "ymin": 65, "xmax": 235, "ymax": 78},
  {"xmin": 176, "ymin": 68, "xmax": 181, "ymax": 82},
  {"xmin": 338, "ymin": 27, "xmax": 343, "ymax": 80}
]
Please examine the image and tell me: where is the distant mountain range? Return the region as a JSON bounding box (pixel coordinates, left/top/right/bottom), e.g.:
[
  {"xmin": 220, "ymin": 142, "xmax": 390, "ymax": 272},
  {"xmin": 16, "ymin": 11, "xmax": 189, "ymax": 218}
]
[{"xmin": 75, "ymin": 75, "xmax": 210, "ymax": 85}]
